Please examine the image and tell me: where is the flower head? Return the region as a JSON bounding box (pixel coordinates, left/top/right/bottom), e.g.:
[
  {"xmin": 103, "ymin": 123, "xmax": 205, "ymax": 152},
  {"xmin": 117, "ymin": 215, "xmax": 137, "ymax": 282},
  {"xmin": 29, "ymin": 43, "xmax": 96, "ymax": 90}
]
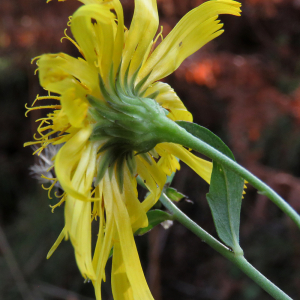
[{"xmin": 25, "ymin": 0, "xmax": 241, "ymax": 299}]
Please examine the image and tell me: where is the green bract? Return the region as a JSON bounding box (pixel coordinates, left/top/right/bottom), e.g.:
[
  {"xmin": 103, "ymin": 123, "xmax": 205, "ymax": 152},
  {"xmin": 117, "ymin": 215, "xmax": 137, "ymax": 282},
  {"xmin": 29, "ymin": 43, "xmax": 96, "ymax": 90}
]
[{"xmin": 87, "ymin": 65, "xmax": 170, "ymax": 189}]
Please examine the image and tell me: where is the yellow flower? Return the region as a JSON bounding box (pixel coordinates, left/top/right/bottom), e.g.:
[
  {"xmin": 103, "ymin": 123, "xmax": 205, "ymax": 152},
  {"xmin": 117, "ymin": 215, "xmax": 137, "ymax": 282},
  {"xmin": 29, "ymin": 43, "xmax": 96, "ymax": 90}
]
[{"xmin": 25, "ymin": 0, "xmax": 241, "ymax": 299}]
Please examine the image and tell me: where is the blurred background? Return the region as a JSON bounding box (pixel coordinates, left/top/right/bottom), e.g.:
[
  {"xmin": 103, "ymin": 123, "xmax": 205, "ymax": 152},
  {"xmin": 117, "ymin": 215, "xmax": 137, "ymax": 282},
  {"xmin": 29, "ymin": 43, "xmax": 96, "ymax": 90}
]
[{"xmin": 1, "ymin": 0, "xmax": 300, "ymax": 299}]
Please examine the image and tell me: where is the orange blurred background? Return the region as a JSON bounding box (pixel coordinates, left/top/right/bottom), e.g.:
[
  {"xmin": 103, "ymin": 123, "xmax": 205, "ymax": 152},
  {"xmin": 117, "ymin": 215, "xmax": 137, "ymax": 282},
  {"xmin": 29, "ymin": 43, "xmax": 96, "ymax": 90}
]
[{"xmin": 1, "ymin": 0, "xmax": 300, "ymax": 299}]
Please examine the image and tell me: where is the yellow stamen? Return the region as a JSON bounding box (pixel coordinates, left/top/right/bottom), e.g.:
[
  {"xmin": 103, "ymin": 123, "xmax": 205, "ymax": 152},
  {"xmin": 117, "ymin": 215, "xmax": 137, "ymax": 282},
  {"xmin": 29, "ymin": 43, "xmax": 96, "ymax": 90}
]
[
  {"xmin": 153, "ymin": 26, "xmax": 164, "ymax": 45},
  {"xmin": 35, "ymin": 117, "xmax": 51, "ymax": 124},
  {"xmin": 50, "ymin": 194, "xmax": 67, "ymax": 213},
  {"xmin": 31, "ymin": 56, "xmax": 41, "ymax": 64},
  {"xmin": 41, "ymin": 174, "xmax": 56, "ymax": 181},
  {"xmin": 61, "ymin": 28, "xmax": 85, "ymax": 58},
  {"xmin": 25, "ymin": 135, "xmax": 65, "ymax": 151},
  {"xmin": 33, "ymin": 129, "xmax": 57, "ymax": 141},
  {"xmin": 25, "ymin": 103, "xmax": 62, "ymax": 117},
  {"xmin": 37, "ymin": 124, "xmax": 52, "ymax": 134},
  {"xmin": 32, "ymin": 94, "xmax": 61, "ymax": 107},
  {"xmin": 67, "ymin": 16, "xmax": 72, "ymax": 27},
  {"xmin": 42, "ymin": 178, "xmax": 59, "ymax": 199},
  {"xmin": 32, "ymin": 145, "xmax": 44, "ymax": 155},
  {"xmin": 55, "ymin": 191, "xmax": 65, "ymax": 199},
  {"xmin": 58, "ymin": 125, "xmax": 71, "ymax": 136},
  {"xmin": 46, "ymin": 165, "xmax": 54, "ymax": 173}
]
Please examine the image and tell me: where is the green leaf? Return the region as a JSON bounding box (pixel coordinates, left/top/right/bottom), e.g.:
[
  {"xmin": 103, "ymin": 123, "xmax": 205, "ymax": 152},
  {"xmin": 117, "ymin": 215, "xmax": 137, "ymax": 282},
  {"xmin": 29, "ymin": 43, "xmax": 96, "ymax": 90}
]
[
  {"xmin": 166, "ymin": 187, "xmax": 187, "ymax": 202},
  {"xmin": 176, "ymin": 121, "xmax": 235, "ymax": 159},
  {"xmin": 176, "ymin": 121, "xmax": 244, "ymax": 252},
  {"xmin": 134, "ymin": 210, "xmax": 173, "ymax": 236}
]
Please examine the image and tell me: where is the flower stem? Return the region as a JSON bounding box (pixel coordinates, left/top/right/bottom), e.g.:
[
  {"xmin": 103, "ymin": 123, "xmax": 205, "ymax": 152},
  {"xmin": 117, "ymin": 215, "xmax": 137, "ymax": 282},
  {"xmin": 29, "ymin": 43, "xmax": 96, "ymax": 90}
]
[
  {"xmin": 158, "ymin": 120, "xmax": 300, "ymax": 229},
  {"xmin": 160, "ymin": 193, "xmax": 293, "ymax": 300}
]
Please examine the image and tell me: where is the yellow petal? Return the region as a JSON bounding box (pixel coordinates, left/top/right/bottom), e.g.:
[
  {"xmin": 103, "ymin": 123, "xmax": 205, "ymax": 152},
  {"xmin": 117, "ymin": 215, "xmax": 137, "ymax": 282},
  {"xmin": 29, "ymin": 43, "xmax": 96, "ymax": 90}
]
[
  {"xmin": 121, "ymin": 0, "xmax": 158, "ymax": 79},
  {"xmin": 38, "ymin": 53, "xmax": 97, "ymax": 93},
  {"xmin": 65, "ymin": 196, "xmax": 96, "ymax": 279},
  {"xmin": 136, "ymin": 155, "xmax": 166, "ymax": 212},
  {"xmin": 66, "ymin": 137, "xmax": 96, "ymax": 193},
  {"xmin": 160, "ymin": 143, "xmax": 213, "ymax": 184},
  {"xmin": 71, "ymin": 3, "xmax": 115, "ymax": 65},
  {"xmin": 92, "ymin": 183, "xmax": 104, "ymax": 270},
  {"xmin": 123, "ymin": 167, "xmax": 148, "ymax": 231},
  {"xmin": 136, "ymin": 158, "xmax": 157, "ymax": 198},
  {"xmin": 38, "ymin": 54, "xmax": 69, "ymax": 90},
  {"xmin": 155, "ymin": 145, "xmax": 180, "ymax": 176},
  {"xmin": 63, "ymin": 143, "xmax": 98, "ymax": 279},
  {"xmin": 139, "ymin": 0, "xmax": 241, "ymax": 85},
  {"xmin": 91, "ymin": 19, "xmax": 115, "ymax": 83},
  {"xmin": 71, "ymin": 1, "xmax": 124, "ymax": 84},
  {"xmin": 52, "ymin": 126, "xmax": 79, "ymax": 145},
  {"xmin": 93, "ymin": 175, "xmax": 115, "ymax": 284},
  {"xmin": 110, "ymin": 0, "xmax": 125, "ymax": 77},
  {"xmin": 38, "ymin": 55, "xmax": 91, "ymax": 101},
  {"xmin": 47, "ymin": 227, "xmax": 66, "ymax": 259},
  {"xmin": 51, "ymin": 109, "xmax": 69, "ymax": 132},
  {"xmin": 111, "ymin": 174, "xmax": 154, "ymax": 300},
  {"xmin": 49, "ymin": 79, "xmax": 89, "ymax": 129},
  {"xmin": 145, "ymin": 81, "xmax": 193, "ymax": 122},
  {"xmin": 61, "ymin": 87, "xmax": 88, "ymax": 128},
  {"xmin": 111, "ymin": 241, "xmax": 134, "ymax": 300},
  {"xmin": 55, "ymin": 126, "xmax": 93, "ymax": 200}
]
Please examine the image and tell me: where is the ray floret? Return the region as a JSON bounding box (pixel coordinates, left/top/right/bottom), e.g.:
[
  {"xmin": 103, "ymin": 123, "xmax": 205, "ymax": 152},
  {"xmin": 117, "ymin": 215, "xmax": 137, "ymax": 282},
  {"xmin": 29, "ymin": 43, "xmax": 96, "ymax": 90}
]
[{"xmin": 25, "ymin": 0, "xmax": 241, "ymax": 299}]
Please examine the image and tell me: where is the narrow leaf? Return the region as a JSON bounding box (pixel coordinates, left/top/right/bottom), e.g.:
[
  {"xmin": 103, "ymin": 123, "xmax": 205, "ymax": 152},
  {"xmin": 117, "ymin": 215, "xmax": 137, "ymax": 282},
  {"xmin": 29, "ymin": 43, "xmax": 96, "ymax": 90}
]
[
  {"xmin": 166, "ymin": 187, "xmax": 187, "ymax": 202},
  {"xmin": 177, "ymin": 121, "xmax": 244, "ymax": 252},
  {"xmin": 135, "ymin": 210, "xmax": 173, "ymax": 236}
]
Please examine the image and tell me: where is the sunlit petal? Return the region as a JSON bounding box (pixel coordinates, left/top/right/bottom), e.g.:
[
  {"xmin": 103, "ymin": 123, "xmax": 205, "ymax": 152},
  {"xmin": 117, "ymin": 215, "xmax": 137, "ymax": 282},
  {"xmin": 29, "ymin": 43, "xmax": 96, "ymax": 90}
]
[
  {"xmin": 145, "ymin": 81, "xmax": 193, "ymax": 122},
  {"xmin": 111, "ymin": 174, "xmax": 154, "ymax": 300},
  {"xmin": 160, "ymin": 143, "xmax": 213, "ymax": 184},
  {"xmin": 139, "ymin": 0, "xmax": 241, "ymax": 86},
  {"xmin": 26, "ymin": 1, "xmax": 241, "ymax": 299},
  {"xmin": 121, "ymin": 0, "xmax": 158, "ymax": 79},
  {"xmin": 111, "ymin": 241, "xmax": 134, "ymax": 300}
]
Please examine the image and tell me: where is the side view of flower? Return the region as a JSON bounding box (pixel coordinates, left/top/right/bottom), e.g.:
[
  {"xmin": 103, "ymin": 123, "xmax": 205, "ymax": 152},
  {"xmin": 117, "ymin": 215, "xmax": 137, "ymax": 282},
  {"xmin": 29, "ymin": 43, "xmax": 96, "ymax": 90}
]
[{"xmin": 25, "ymin": 0, "xmax": 251, "ymax": 299}]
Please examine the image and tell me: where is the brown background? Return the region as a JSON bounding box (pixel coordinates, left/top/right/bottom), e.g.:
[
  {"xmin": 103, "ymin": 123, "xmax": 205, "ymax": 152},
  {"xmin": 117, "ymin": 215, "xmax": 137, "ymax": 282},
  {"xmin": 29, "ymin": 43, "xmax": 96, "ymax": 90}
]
[{"xmin": 1, "ymin": 0, "xmax": 300, "ymax": 299}]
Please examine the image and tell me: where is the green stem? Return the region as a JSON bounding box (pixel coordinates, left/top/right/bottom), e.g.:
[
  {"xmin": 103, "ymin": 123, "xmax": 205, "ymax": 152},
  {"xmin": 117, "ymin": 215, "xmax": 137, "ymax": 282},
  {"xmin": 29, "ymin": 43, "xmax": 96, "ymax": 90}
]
[
  {"xmin": 160, "ymin": 193, "xmax": 293, "ymax": 300},
  {"xmin": 158, "ymin": 120, "xmax": 300, "ymax": 229}
]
